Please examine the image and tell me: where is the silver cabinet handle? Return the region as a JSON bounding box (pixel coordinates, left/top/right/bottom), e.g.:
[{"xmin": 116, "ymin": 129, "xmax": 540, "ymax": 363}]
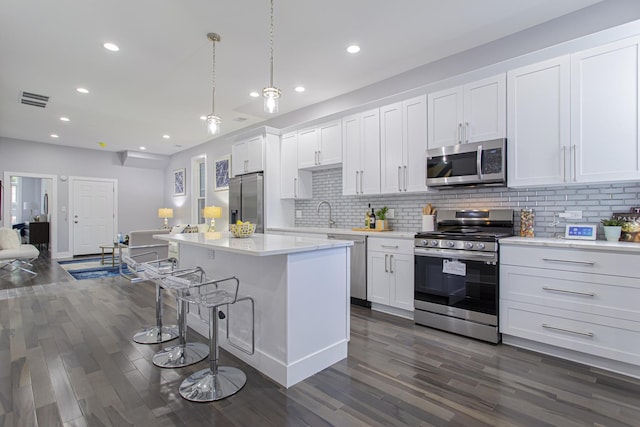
[
  {"xmin": 360, "ymin": 170, "xmax": 364, "ymax": 194},
  {"xmin": 389, "ymin": 254, "xmax": 394, "ymax": 273},
  {"xmin": 355, "ymin": 171, "xmax": 359, "ymax": 194},
  {"xmin": 384, "ymin": 254, "xmax": 389, "ymax": 273},
  {"xmin": 398, "ymin": 166, "xmax": 402, "ymax": 192},
  {"xmin": 465, "ymin": 122, "xmax": 469, "ymax": 143},
  {"xmin": 403, "ymin": 165, "xmax": 407, "ymax": 191},
  {"xmin": 562, "ymin": 146, "xmax": 567, "ymax": 182},
  {"xmin": 542, "ymin": 324, "xmax": 594, "ymax": 338},
  {"xmin": 315, "ymin": 151, "xmax": 318, "ymax": 165},
  {"xmin": 74, "ymin": 214, "xmax": 78, "ymax": 224},
  {"xmin": 458, "ymin": 123, "xmax": 462, "ymax": 144},
  {"xmin": 542, "ymin": 258, "xmax": 595, "ymax": 266},
  {"xmin": 572, "ymin": 144, "xmax": 577, "ymax": 182},
  {"xmin": 294, "ymin": 177, "xmax": 298, "ymax": 198},
  {"xmin": 381, "ymin": 245, "xmax": 399, "ymax": 249},
  {"xmin": 542, "ymin": 286, "xmax": 595, "ymax": 297},
  {"xmin": 476, "ymin": 144, "xmax": 483, "ymax": 179}
]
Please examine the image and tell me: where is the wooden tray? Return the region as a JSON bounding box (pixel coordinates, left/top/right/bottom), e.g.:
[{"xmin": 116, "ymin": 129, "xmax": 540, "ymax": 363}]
[{"xmin": 351, "ymin": 227, "xmax": 393, "ymax": 232}]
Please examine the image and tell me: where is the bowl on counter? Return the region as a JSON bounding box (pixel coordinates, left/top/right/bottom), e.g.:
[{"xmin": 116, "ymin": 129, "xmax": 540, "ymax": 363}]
[{"xmin": 230, "ymin": 223, "xmax": 256, "ymax": 238}]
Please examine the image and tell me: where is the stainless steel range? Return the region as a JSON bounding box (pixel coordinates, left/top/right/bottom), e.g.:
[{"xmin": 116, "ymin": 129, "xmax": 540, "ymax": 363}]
[{"xmin": 414, "ymin": 208, "xmax": 514, "ymax": 343}]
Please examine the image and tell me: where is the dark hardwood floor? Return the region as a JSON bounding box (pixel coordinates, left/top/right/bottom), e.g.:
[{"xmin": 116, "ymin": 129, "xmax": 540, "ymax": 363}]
[{"xmin": 2, "ymin": 251, "xmax": 640, "ymax": 426}]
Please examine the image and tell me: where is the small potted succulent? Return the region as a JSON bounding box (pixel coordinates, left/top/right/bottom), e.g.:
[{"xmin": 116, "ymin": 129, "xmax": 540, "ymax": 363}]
[
  {"xmin": 375, "ymin": 206, "xmax": 389, "ymax": 230},
  {"xmin": 601, "ymin": 217, "xmax": 624, "ymax": 241}
]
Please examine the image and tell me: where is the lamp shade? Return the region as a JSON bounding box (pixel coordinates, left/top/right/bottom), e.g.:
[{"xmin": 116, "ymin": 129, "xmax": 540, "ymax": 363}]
[
  {"xmin": 158, "ymin": 208, "xmax": 174, "ymax": 219},
  {"xmin": 203, "ymin": 206, "xmax": 222, "ymax": 219}
]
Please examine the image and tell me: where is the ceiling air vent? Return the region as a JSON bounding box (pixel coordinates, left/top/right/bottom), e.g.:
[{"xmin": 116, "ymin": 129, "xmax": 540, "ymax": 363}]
[
  {"xmin": 21, "ymin": 91, "xmax": 49, "ymax": 108},
  {"xmin": 233, "ymin": 116, "xmax": 248, "ymax": 122}
]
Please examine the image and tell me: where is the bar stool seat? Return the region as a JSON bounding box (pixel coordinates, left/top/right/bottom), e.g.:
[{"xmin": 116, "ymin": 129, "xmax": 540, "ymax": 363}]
[{"xmin": 173, "ymin": 275, "xmax": 249, "ymax": 402}]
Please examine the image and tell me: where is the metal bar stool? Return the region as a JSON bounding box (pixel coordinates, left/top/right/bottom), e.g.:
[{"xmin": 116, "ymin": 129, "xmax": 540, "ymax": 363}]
[
  {"xmin": 122, "ymin": 253, "xmax": 180, "ymax": 344},
  {"xmin": 171, "ymin": 275, "xmax": 255, "ymax": 402},
  {"xmin": 151, "ymin": 268, "xmax": 210, "ymax": 368}
]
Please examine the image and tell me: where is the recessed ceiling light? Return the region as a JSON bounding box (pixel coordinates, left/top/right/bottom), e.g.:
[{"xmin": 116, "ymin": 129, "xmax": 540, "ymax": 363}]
[
  {"xmin": 50, "ymin": 134, "xmax": 59, "ymax": 138},
  {"xmin": 140, "ymin": 146, "xmax": 146, "ymax": 150},
  {"xmin": 347, "ymin": 45, "xmax": 360, "ymax": 54},
  {"xmin": 60, "ymin": 117, "xmax": 70, "ymax": 122},
  {"xmin": 295, "ymin": 86, "xmax": 305, "ymax": 93},
  {"xmin": 200, "ymin": 116, "xmax": 207, "ymax": 121},
  {"xmin": 76, "ymin": 87, "xmax": 89, "ymax": 94},
  {"xmin": 163, "ymin": 134, "xmax": 170, "ymax": 139},
  {"xmin": 103, "ymin": 42, "xmax": 120, "ymax": 52},
  {"xmin": 249, "ymin": 91, "xmax": 260, "ymax": 98}
]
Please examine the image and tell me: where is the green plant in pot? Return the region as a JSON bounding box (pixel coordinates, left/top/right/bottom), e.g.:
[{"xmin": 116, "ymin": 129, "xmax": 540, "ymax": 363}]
[
  {"xmin": 376, "ymin": 206, "xmax": 389, "ymax": 230},
  {"xmin": 601, "ymin": 217, "xmax": 624, "ymax": 242}
]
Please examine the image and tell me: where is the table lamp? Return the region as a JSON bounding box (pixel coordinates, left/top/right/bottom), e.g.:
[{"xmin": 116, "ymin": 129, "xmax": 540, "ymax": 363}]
[
  {"xmin": 158, "ymin": 208, "xmax": 174, "ymax": 229},
  {"xmin": 203, "ymin": 206, "xmax": 222, "ymax": 232}
]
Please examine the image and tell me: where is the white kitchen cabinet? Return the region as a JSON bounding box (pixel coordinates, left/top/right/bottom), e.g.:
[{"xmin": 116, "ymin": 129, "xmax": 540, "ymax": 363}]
[
  {"xmin": 428, "ymin": 74, "xmax": 506, "ymax": 149},
  {"xmin": 367, "ymin": 237, "xmax": 414, "ymax": 316},
  {"xmin": 342, "ymin": 109, "xmax": 381, "ymax": 195},
  {"xmin": 298, "ymin": 120, "xmax": 342, "ymax": 170},
  {"xmin": 280, "ymin": 132, "xmax": 311, "ymax": 199},
  {"xmin": 507, "ymin": 56, "xmax": 571, "ymax": 187},
  {"xmin": 232, "ymin": 135, "xmax": 264, "ymax": 177},
  {"xmin": 570, "ymin": 36, "xmax": 640, "ymax": 183},
  {"xmin": 380, "ymin": 95, "xmax": 427, "ymax": 193},
  {"xmin": 500, "ymin": 241, "xmax": 640, "ymax": 374}
]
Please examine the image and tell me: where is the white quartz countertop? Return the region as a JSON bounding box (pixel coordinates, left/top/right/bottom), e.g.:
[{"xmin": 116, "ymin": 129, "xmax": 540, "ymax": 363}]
[
  {"xmin": 155, "ymin": 232, "xmax": 353, "ymax": 257},
  {"xmin": 267, "ymin": 226, "xmax": 416, "ymax": 239},
  {"xmin": 499, "ymin": 236, "xmax": 640, "ymax": 253}
]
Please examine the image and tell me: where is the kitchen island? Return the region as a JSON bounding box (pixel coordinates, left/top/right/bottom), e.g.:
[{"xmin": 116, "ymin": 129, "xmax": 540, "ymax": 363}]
[{"xmin": 155, "ymin": 232, "xmax": 353, "ymax": 388}]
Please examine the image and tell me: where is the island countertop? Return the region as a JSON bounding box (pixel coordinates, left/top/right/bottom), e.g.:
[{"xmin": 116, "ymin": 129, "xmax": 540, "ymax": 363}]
[{"xmin": 155, "ymin": 231, "xmax": 353, "ymax": 257}]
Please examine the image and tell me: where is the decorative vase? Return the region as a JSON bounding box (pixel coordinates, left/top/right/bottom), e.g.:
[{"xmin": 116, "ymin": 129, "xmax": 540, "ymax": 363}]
[
  {"xmin": 376, "ymin": 220, "xmax": 388, "ymax": 230},
  {"xmin": 603, "ymin": 226, "xmax": 622, "ymax": 242}
]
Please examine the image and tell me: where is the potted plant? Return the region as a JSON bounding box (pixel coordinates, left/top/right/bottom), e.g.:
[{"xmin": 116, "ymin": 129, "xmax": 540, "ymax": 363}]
[
  {"xmin": 376, "ymin": 206, "xmax": 389, "ymax": 230},
  {"xmin": 601, "ymin": 217, "xmax": 624, "ymax": 241}
]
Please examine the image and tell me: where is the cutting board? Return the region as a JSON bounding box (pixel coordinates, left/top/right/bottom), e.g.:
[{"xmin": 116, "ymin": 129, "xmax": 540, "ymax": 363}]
[{"xmin": 351, "ymin": 227, "xmax": 393, "ymax": 232}]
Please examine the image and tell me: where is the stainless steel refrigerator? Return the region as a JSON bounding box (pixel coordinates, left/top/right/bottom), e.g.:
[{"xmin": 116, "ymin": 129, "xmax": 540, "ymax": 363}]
[{"xmin": 228, "ymin": 172, "xmax": 264, "ymax": 233}]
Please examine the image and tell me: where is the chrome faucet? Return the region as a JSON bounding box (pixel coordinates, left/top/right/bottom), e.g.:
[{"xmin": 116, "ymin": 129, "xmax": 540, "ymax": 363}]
[{"xmin": 316, "ymin": 200, "xmax": 336, "ymax": 228}]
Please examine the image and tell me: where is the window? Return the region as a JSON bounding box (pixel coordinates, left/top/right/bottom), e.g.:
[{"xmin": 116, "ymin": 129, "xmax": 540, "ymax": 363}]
[{"xmin": 192, "ymin": 155, "xmax": 207, "ymax": 224}]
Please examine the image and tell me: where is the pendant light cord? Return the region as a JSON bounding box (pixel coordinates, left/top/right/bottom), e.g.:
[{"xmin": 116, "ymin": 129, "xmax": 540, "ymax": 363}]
[
  {"xmin": 269, "ymin": 0, "xmax": 274, "ymax": 87},
  {"xmin": 211, "ymin": 36, "xmax": 216, "ymax": 115}
]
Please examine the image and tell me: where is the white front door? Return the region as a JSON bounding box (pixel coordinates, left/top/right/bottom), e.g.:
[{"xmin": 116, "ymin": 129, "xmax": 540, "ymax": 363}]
[{"xmin": 72, "ymin": 179, "xmax": 116, "ymax": 255}]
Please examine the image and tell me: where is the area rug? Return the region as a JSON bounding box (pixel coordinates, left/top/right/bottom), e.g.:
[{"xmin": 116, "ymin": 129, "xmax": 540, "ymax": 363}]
[{"xmin": 58, "ymin": 257, "xmax": 131, "ymax": 280}]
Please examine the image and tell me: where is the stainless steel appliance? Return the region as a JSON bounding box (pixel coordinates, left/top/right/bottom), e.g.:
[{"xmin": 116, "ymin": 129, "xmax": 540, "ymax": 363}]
[
  {"xmin": 327, "ymin": 233, "xmax": 369, "ymax": 307},
  {"xmin": 414, "ymin": 208, "xmax": 514, "ymax": 343},
  {"xmin": 229, "ymin": 172, "xmax": 264, "ymax": 233},
  {"xmin": 426, "ymin": 138, "xmax": 507, "ymax": 188}
]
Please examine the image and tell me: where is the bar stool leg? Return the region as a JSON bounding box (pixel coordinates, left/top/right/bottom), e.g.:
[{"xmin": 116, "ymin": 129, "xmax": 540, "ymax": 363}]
[
  {"xmin": 133, "ymin": 283, "xmax": 179, "ymax": 344},
  {"xmin": 152, "ymin": 294, "xmax": 208, "ymax": 368},
  {"xmin": 179, "ymin": 306, "xmax": 246, "ymax": 402}
]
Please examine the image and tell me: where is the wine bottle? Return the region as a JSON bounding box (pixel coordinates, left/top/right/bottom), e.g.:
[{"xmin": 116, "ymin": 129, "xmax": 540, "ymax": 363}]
[{"xmin": 369, "ymin": 208, "xmax": 376, "ymax": 229}]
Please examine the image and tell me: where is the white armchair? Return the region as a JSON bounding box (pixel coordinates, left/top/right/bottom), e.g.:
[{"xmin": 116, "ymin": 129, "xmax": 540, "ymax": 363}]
[{"xmin": 0, "ymin": 228, "xmax": 40, "ymax": 277}]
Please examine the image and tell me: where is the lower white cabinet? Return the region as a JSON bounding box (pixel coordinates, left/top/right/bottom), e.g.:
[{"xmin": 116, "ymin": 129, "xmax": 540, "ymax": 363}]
[
  {"xmin": 500, "ymin": 241, "xmax": 640, "ymax": 374},
  {"xmin": 367, "ymin": 237, "xmax": 414, "ymax": 316}
]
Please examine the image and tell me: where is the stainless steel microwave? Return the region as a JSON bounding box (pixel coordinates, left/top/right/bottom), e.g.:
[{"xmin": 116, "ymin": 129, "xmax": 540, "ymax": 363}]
[{"xmin": 426, "ymin": 138, "xmax": 507, "ymax": 188}]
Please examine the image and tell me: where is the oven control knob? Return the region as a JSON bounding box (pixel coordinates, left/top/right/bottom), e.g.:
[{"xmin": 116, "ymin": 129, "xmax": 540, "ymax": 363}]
[
  {"xmin": 446, "ymin": 241, "xmax": 455, "ymax": 248},
  {"xmin": 477, "ymin": 243, "xmax": 486, "ymax": 250},
  {"xmin": 421, "ymin": 239, "xmax": 428, "ymax": 246},
  {"xmin": 464, "ymin": 242, "xmax": 474, "ymax": 249},
  {"xmin": 430, "ymin": 240, "xmax": 438, "ymax": 247}
]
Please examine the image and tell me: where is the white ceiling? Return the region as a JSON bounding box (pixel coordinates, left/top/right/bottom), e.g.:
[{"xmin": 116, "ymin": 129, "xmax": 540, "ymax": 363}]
[{"xmin": 0, "ymin": 0, "xmax": 602, "ymax": 156}]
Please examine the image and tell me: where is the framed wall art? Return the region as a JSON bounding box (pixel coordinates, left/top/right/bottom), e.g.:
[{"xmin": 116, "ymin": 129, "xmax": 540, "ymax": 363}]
[
  {"xmin": 173, "ymin": 168, "xmax": 186, "ymax": 196},
  {"xmin": 214, "ymin": 155, "xmax": 231, "ymax": 191}
]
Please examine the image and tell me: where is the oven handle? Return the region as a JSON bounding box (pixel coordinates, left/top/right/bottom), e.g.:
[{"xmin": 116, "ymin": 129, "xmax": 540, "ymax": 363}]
[{"xmin": 414, "ymin": 247, "xmax": 497, "ymax": 263}]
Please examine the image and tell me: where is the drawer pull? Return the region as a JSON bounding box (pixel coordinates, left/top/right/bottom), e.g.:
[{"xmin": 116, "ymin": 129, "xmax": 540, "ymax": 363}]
[
  {"xmin": 542, "ymin": 286, "xmax": 595, "ymax": 297},
  {"xmin": 381, "ymin": 245, "xmax": 399, "ymax": 249},
  {"xmin": 542, "ymin": 324, "xmax": 594, "ymax": 338},
  {"xmin": 542, "ymin": 258, "xmax": 595, "ymax": 266}
]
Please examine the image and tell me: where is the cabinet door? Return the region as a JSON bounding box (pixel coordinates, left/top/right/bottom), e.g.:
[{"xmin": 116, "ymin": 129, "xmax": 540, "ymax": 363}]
[
  {"xmin": 428, "ymin": 86, "xmax": 463, "ymax": 149},
  {"xmin": 367, "ymin": 251, "xmax": 390, "ymax": 305},
  {"xmin": 389, "ymin": 253, "xmax": 414, "ymax": 311},
  {"xmin": 246, "ymin": 135, "xmax": 264, "ymax": 173},
  {"xmin": 318, "ymin": 121, "xmax": 342, "ymax": 167},
  {"xmin": 380, "ymin": 102, "xmax": 404, "ymax": 194},
  {"xmin": 360, "ymin": 109, "xmax": 381, "ymax": 195},
  {"xmin": 280, "ymin": 132, "xmax": 298, "ymax": 198},
  {"xmin": 463, "ymin": 74, "xmax": 506, "ymax": 143},
  {"xmin": 297, "ymin": 127, "xmax": 318, "ymax": 169},
  {"xmin": 571, "ymin": 37, "xmax": 640, "ymax": 183},
  {"xmin": 403, "ymin": 95, "xmax": 428, "ymax": 192},
  {"xmin": 231, "ymin": 140, "xmax": 248, "ymax": 177},
  {"xmin": 507, "ymin": 57, "xmax": 570, "ymax": 187},
  {"xmin": 342, "ymin": 114, "xmax": 361, "ymax": 195}
]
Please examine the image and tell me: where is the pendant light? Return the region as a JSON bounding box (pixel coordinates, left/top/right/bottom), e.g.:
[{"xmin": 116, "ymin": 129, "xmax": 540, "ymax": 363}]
[
  {"xmin": 206, "ymin": 32, "xmax": 222, "ymax": 135},
  {"xmin": 263, "ymin": 0, "xmax": 281, "ymax": 114}
]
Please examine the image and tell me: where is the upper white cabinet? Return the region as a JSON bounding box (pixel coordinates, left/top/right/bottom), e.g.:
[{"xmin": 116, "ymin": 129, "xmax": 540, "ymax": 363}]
[
  {"xmin": 507, "ymin": 56, "xmax": 571, "ymax": 187},
  {"xmin": 380, "ymin": 95, "xmax": 428, "ymax": 193},
  {"xmin": 342, "ymin": 109, "xmax": 381, "ymax": 196},
  {"xmin": 280, "ymin": 132, "xmax": 312, "ymax": 199},
  {"xmin": 570, "ymin": 36, "xmax": 640, "ymax": 183},
  {"xmin": 298, "ymin": 121, "xmax": 342, "ymax": 170},
  {"xmin": 232, "ymin": 135, "xmax": 264, "ymax": 177},
  {"xmin": 428, "ymin": 74, "xmax": 506, "ymax": 149}
]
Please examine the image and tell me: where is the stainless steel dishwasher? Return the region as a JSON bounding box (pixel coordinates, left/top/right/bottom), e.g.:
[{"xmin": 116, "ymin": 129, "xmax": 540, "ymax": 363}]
[{"xmin": 327, "ymin": 234, "xmax": 370, "ymax": 307}]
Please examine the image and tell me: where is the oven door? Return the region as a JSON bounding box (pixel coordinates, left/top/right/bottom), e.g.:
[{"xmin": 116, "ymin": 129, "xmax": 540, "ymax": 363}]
[{"xmin": 414, "ymin": 248, "xmax": 498, "ymax": 317}]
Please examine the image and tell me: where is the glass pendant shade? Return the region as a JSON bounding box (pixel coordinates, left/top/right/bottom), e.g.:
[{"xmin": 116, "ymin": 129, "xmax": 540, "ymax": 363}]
[
  {"xmin": 263, "ymin": 87, "xmax": 281, "ymax": 114},
  {"xmin": 207, "ymin": 114, "xmax": 221, "ymax": 135}
]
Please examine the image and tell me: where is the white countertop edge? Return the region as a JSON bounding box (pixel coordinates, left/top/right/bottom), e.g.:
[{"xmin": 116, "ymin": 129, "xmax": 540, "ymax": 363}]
[
  {"xmin": 267, "ymin": 227, "xmax": 416, "ymax": 239},
  {"xmin": 499, "ymin": 236, "xmax": 640, "ymax": 253},
  {"xmin": 155, "ymin": 232, "xmax": 353, "ymax": 257}
]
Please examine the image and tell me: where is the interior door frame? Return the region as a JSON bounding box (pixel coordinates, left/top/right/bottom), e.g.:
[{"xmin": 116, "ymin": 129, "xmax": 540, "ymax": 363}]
[
  {"xmin": 69, "ymin": 176, "xmax": 118, "ymax": 256},
  {"xmin": 2, "ymin": 171, "xmax": 59, "ymax": 259}
]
